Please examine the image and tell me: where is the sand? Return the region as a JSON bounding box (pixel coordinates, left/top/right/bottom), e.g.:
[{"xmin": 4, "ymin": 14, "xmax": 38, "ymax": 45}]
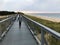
[
  {"xmin": 36, "ymin": 16, "xmax": 60, "ymax": 22},
  {"xmin": 0, "ymin": 16, "xmax": 8, "ymax": 18},
  {"xmin": 28, "ymin": 15, "xmax": 60, "ymax": 23}
]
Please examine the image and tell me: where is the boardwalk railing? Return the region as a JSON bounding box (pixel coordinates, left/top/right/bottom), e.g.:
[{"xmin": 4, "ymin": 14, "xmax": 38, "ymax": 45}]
[
  {"xmin": 22, "ymin": 15, "xmax": 60, "ymax": 45},
  {"xmin": 0, "ymin": 14, "xmax": 17, "ymax": 40}
]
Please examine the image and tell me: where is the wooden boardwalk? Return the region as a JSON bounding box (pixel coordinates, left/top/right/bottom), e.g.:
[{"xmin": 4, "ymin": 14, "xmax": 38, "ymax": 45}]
[{"xmin": 0, "ymin": 17, "xmax": 37, "ymax": 45}]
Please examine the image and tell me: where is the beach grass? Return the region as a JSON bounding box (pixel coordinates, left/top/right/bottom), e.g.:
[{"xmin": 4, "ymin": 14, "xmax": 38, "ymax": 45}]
[
  {"xmin": 25, "ymin": 15, "xmax": 60, "ymax": 33},
  {"xmin": 24, "ymin": 15, "xmax": 60, "ymax": 45}
]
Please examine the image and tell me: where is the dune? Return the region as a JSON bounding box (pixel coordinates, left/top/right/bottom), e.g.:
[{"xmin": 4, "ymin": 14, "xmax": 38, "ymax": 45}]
[
  {"xmin": 27, "ymin": 15, "xmax": 60, "ymax": 22},
  {"xmin": 36, "ymin": 16, "xmax": 60, "ymax": 22}
]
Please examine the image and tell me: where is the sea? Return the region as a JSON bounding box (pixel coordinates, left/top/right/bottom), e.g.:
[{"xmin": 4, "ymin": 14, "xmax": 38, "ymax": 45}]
[{"xmin": 28, "ymin": 13, "xmax": 60, "ymax": 18}]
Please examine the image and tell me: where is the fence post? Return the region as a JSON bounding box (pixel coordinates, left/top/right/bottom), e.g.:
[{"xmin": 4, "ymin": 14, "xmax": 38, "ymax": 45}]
[{"xmin": 41, "ymin": 28, "xmax": 45, "ymax": 45}]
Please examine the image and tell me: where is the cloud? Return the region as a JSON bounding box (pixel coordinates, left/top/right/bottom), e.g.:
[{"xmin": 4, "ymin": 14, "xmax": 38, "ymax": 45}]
[
  {"xmin": 33, "ymin": 0, "xmax": 60, "ymax": 11},
  {"xmin": 0, "ymin": 0, "xmax": 35, "ymax": 11},
  {"xmin": 0, "ymin": 0, "xmax": 60, "ymax": 12},
  {"xmin": 46, "ymin": 0, "xmax": 60, "ymax": 11}
]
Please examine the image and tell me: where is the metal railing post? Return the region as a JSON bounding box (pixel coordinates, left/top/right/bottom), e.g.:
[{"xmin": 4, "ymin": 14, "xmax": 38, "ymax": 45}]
[{"xmin": 41, "ymin": 28, "xmax": 45, "ymax": 45}]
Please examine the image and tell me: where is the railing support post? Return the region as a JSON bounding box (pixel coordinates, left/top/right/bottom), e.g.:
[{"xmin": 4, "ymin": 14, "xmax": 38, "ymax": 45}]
[{"xmin": 41, "ymin": 28, "xmax": 44, "ymax": 45}]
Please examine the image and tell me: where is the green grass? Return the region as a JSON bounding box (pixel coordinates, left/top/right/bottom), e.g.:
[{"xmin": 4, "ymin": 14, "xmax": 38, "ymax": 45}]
[
  {"xmin": 24, "ymin": 15, "xmax": 60, "ymax": 45},
  {"xmin": 25, "ymin": 15, "xmax": 60, "ymax": 33}
]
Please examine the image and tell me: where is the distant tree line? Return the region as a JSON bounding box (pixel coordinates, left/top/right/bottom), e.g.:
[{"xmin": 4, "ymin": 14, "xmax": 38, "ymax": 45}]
[
  {"xmin": 17, "ymin": 12, "xmax": 24, "ymax": 15},
  {"xmin": 0, "ymin": 11, "xmax": 16, "ymax": 16}
]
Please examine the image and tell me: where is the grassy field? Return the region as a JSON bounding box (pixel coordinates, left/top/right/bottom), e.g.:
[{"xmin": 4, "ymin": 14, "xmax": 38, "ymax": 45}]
[{"xmin": 24, "ymin": 15, "xmax": 60, "ymax": 45}]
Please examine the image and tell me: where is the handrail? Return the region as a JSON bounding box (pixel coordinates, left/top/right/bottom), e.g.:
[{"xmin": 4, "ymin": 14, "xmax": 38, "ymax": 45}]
[
  {"xmin": 0, "ymin": 17, "xmax": 12, "ymax": 23},
  {"xmin": 22, "ymin": 15, "xmax": 60, "ymax": 45},
  {"xmin": 0, "ymin": 14, "xmax": 17, "ymax": 23},
  {"xmin": 0, "ymin": 14, "xmax": 17, "ymax": 40}
]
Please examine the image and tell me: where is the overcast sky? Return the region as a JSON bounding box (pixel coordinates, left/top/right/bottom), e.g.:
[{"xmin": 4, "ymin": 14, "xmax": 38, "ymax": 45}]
[{"xmin": 0, "ymin": 0, "xmax": 60, "ymax": 12}]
